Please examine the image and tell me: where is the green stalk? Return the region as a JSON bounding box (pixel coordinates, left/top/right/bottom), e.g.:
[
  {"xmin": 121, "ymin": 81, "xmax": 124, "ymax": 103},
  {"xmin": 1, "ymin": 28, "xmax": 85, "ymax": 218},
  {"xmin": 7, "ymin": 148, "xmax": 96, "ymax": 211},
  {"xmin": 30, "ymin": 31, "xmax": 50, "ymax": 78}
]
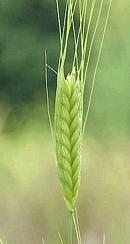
[
  {"xmin": 68, "ymin": 211, "xmax": 73, "ymax": 244},
  {"xmin": 53, "ymin": 1, "xmax": 112, "ymax": 244}
]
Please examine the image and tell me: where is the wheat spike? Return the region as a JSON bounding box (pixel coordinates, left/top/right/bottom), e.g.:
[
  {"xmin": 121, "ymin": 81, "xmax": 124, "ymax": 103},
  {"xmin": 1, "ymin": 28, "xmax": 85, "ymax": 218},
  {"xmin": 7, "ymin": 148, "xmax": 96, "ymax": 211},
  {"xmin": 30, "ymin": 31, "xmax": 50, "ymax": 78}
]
[{"xmin": 55, "ymin": 67, "xmax": 83, "ymax": 211}]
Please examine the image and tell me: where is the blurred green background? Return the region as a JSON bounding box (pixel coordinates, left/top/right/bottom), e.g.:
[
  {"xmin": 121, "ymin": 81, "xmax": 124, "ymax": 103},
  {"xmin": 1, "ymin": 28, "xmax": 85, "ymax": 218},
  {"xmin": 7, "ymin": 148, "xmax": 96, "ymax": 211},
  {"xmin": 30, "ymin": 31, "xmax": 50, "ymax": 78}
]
[{"xmin": 0, "ymin": 0, "xmax": 130, "ymax": 243}]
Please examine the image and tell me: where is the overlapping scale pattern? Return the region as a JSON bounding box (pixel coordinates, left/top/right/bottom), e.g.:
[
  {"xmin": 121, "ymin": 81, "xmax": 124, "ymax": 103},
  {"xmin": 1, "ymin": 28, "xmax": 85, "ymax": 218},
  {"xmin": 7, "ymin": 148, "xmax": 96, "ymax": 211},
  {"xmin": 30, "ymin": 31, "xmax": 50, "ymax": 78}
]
[{"xmin": 55, "ymin": 68, "xmax": 83, "ymax": 211}]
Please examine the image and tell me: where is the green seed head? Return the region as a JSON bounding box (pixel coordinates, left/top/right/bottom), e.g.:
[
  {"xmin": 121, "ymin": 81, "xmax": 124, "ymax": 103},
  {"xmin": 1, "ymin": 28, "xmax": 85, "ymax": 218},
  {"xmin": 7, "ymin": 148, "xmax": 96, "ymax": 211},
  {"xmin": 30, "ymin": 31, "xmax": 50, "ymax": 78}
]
[
  {"xmin": 53, "ymin": 0, "xmax": 112, "ymax": 214},
  {"xmin": 55, "ymin": 67, "xmax": 83, "ymax": 211}
]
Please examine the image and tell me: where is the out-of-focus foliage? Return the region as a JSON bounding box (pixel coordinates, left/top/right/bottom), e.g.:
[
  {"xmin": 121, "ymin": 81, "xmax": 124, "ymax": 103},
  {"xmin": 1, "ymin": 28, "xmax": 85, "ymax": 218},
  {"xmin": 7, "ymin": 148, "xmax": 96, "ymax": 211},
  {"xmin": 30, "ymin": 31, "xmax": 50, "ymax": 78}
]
[
  {"xmin": 0, "ymin": 0, "xmax": 59, "ymax": 104},
  {"xmin": 0, "ymin": 0, "xmax": 129, "ymax": 134},
  {"xmin": 0, "ymin": 0, "xmax": 130, "ymax": 243}
]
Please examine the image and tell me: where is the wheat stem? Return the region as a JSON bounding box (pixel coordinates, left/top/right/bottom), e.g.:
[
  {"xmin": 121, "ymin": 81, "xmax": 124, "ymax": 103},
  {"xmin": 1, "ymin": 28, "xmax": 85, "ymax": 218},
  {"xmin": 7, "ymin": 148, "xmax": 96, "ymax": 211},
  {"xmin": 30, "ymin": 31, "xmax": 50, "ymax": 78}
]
[
  {"xmin": 103, "ymin": 232, "xmax": 106, "ymax": 244},
  {"xmin": 68, "ymin": 211, "xmax": 73, "ymax": 244},
  {"xmin": 42, "ymin": 238, "xmax": 45, "ymax": 244}
]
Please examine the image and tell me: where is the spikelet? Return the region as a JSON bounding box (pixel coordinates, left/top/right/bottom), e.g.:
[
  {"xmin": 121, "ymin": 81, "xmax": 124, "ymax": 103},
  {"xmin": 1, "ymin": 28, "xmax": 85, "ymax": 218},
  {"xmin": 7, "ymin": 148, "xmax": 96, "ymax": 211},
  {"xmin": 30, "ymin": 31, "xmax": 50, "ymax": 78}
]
[{"xmin": 55, "ymin": 67, "xmax": 83, "ymax": 212}]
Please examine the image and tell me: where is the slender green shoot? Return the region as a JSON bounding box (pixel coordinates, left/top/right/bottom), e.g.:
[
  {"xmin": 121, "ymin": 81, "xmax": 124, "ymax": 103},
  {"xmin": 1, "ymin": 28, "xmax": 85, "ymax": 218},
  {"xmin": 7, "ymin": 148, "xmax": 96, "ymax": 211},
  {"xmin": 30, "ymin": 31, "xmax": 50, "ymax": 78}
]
[
  {"xmin": 46, "ymin": 64, "xmax": 58, "ymax": 75},
  {"xmin": 103, "ymin": 232, "xmax": 106, "ymax": 244},
  {"xmin": 75, "ymin": 209, "xmax": 82, "ymax": 244},
  {"xmin": 80, "ymin": 0, "xmax": 96, "ymax": 85},
  {"xmin": 42, "ymin": 238, "xmax": 45, "ymax": 244},
  {"xmin": 83, "ymin": 0, "xmax": 104, "ymax": 91},
  {"xmin": 73, "ymin": 209, "xmax": 82, "ymax": 244},
  {"xmin": 73, "ymin": 215, "xmax": 80, "ymax": 244},
  {"xmin": 44, "ymin": 50, "xmax": 54, "ymax": 142},
  {"xmin": 83, "ymin": 0, "xmax": 112, "ymax": 135},
  {"xmin": 68, "ymin": 211, "xmax": 73, "ymax": 244},
  {"xmin": 58, "ymin": 232, "xmax": 64, "ymax": 244},
  {"xmin": 56, "ymin": 0, "xmax": 62, "ymax": 50}
]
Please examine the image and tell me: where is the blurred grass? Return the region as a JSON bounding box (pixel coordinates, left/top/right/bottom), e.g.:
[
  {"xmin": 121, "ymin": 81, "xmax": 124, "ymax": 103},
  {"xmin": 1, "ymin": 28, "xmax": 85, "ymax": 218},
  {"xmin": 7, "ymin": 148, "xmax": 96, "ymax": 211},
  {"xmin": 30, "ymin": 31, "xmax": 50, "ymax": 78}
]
[
  {"xmin": 0, "ymin": 0, "xmax": 130, "ymax": 243},
  {"xmin": 0, "ymin": 104, "xmax": 130, "ymax": 244}
]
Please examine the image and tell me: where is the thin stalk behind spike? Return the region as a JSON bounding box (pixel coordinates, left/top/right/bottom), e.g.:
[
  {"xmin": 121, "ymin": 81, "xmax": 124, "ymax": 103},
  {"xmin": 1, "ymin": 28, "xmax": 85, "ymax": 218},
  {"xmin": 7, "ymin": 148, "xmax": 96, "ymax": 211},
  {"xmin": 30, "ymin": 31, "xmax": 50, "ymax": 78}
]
[
  {"xmin": 103, "ymin": 233, "xmax": 106, "ymax": 244},
  {"xmin": 44, "ymin": 50, "xmax": 54, "ymax": 144},
  {"xmin": 58, "ymin": 232, "xmax": 64, "ymax": 244},
  {"xmin": 56, "ymin": 0, "xmax": 62, "ymax": 48},
  {"xmin": 83, "ymin": 0, "xmax": 112, "ymax": 135},
  {"xmin": 75, "ymin": 208, "xmax": 82, "ymax": 244},
  {"xmin": 83, "ymin": 0, "xmax": 104, "ymax": 91},
  {"xmin": 79, "ymin": 0, "xmax": 96, "ymax": 81},
  {"xmin": 68, "ymin": 211, "xmax": 73, "ymax": 244}
]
